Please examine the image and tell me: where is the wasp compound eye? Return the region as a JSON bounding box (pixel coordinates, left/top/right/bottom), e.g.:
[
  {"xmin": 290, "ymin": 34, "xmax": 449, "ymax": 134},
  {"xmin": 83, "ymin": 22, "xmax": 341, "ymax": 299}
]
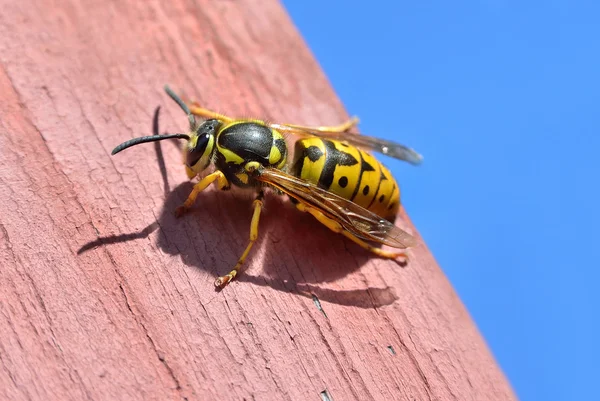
[
  {"xmin": 185, "ymin": 119, "xmax": 219, "ymax": 170},
  {"xmin": 186, "ymin": 134, "xmax": 209, "ymax": 166}
]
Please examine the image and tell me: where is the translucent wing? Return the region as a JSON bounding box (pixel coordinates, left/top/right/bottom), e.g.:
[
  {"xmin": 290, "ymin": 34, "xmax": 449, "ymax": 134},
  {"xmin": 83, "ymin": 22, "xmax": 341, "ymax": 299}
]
[
  {"xmin": 269, "ymin": 123, "xmax": 424, "ymax": 165},
  {"xmin": 255, "ymin": 168, "xmax": 416, "ymax": 249},
  {"xmin": 185, "ymin": 95, "xmax": 422, "ymax": 165}
]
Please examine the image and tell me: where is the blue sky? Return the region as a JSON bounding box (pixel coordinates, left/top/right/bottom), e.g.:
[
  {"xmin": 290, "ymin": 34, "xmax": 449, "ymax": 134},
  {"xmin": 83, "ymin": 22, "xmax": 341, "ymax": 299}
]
[{"xmin": 283, "ymin": 1, "xmax": 599, "ymax": 400}]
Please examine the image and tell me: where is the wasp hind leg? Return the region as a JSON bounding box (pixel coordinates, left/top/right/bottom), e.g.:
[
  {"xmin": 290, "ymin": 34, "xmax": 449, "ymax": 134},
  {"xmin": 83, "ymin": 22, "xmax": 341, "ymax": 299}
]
[
  {"xmin": 295, "ymin": 203, "xmax": 407, "ymax": 259},
  {"xmin": 215, "ymin": 191, "xmax": 265, "ymax": 287},
  {"xmin": 175, "ymin": 170, "xmax": 229, "ymax": 217}
]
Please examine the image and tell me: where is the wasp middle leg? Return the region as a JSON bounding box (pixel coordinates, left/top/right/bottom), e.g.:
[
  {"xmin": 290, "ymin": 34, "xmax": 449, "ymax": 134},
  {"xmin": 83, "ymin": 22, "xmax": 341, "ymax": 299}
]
[
  {"xmin": 175, "ymin": 170, "xmax": 230, "ymax": 217},
  {"xmin": 214, "ymin": 190, "xmax": 265, "ymax": 287}
]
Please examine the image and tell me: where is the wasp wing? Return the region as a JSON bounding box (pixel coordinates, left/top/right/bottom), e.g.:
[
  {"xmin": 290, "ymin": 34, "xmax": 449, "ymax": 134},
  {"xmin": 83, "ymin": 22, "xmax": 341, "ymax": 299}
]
[
  {"xmin": 255, "ymin": 168, "xmax": 416, "ymax": 249},
  {"xmin": 269, "ymin": 123, "xmax": 423, "ymax": 166},
  {"xmin": 185, "ymin": 96, "xmax": 422, "ymax": 165}
]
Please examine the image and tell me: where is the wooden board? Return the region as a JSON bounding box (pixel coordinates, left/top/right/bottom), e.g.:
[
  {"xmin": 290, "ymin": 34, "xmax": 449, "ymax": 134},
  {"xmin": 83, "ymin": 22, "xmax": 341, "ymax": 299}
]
[{"xmin": 0, "ymin": 1, "xmax": 515, "ymax": 400}]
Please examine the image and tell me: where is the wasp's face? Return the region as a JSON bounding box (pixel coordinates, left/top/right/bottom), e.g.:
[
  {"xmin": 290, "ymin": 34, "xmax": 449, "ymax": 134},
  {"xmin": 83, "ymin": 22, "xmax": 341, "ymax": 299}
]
[{"xmin": 184, "ymin": 119, "xmax": 220, "ymax": 178}]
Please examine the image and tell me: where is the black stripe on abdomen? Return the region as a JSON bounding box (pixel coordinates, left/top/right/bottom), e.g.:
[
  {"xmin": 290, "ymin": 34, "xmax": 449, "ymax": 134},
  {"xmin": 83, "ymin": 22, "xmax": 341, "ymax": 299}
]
[{"xmin": 318, "ymin": 140, "xmax": 358, "ymax": 190}]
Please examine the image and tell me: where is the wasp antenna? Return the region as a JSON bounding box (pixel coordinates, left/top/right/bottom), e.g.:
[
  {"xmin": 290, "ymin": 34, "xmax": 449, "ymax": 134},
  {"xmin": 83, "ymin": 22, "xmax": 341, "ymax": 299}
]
[
  {"xmin": 164, "ymin": 85, "xmax": 196, "ymax": 128},
  {"xmin": 111, "ymin": 133, "xmax": 190, "ymax": 155},
  {"xmin": 164, "ymin": 85, "xmax": 192, "ymax": 115}
]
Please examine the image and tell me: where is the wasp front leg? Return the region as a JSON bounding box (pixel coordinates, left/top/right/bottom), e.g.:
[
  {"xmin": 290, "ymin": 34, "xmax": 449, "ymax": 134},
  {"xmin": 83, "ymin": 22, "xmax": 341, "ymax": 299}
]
[
  {"xmin": 175, "ymin": 170, "xmax": 230, "ymax": 217},
  {"xmin": 215, "ymin": 191, "xmax": 264, "ymax": 287}
]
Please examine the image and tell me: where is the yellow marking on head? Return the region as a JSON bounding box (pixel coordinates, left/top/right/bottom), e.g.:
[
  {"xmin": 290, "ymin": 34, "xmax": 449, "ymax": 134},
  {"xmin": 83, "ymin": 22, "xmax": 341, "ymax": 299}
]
[
  {"xmin": 182, "ymin": 134, "xmax": 196, "ymax": 164},
  {"xmin": 184, "ymin": 134, "xmax": 215, "ymax": 176},
  {"xmin": 187, "ymin": 135, "xmax": 198, "ymax": 150}
]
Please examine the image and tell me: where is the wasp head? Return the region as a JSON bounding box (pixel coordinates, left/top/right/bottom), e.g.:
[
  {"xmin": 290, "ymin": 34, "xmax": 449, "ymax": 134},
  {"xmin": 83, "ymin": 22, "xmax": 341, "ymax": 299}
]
[{"xmin": 183, "ymin": 119, "xmax": 220, "ymax": 178}]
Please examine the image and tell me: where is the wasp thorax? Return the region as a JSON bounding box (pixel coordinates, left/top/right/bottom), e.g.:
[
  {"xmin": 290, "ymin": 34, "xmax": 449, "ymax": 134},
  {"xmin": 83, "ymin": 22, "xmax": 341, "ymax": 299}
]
[
  {"xmin": 213, "ymin": 122, "xmax": 288, "ymax": 188},
  {"xmin": 185, "ymin": 119, "xmax": 220, "ymax": 178}
]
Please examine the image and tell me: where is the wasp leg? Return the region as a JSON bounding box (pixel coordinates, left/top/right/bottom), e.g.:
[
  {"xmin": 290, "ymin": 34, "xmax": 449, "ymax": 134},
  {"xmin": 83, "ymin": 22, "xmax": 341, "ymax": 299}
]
[
  {"xmin": 282, "ymin": 116, "xmax": 360, "ymax": 134},
  {"xmin": 296, "ymin": 203, "xmax": 407, "ymax": 259},
  {"xmin": 215, "ymin": 191, "xmax": 265, "ymax": 287},
  {"xmin": 188, "ymin": 105, "xmax": 235, "ymax": 124},
  {"xmin": 175, "ymin": 170, "xmax": 229, "ymax": 217}
]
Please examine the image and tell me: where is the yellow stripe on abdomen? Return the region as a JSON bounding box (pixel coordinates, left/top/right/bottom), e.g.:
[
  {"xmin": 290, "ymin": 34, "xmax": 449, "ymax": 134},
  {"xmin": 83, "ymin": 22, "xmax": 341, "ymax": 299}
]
[
  {"xmin": 350, "ymin": 149, "xmax": 380, "ymax": 210},
  {"xmin": 369, "ymin": 164, "xmax": 400, "ymax": 221},
  {"xmin": 292, "ymin": 138, "xmax": 400, "ymax": 221},
  {"xmin": 326, "ymin": 141, "xmax": 361, "ymax": 201},
  {"xmin": 294, "ymin": 138, "xmax": 327, "ymax": 184}
]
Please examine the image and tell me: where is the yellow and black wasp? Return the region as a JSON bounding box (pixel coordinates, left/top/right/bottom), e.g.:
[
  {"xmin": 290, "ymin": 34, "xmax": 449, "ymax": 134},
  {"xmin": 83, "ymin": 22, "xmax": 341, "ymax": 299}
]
[{"xmin": 112, "ymin": 86, "xmax": 423, "ymax": 287}]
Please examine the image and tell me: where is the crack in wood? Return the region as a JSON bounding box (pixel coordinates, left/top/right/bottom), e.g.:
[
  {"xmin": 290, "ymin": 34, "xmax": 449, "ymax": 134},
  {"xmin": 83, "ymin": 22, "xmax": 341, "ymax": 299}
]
[{"xmin": 117, "ymin": 283, "xmax": 183, "ymax": 394}]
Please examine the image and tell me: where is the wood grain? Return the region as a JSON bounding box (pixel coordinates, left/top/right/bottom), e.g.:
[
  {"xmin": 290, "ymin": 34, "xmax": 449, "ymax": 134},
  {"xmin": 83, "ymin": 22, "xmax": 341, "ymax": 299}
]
[{"xmin": 0, "ymin": 1, "xmax": 515, "ymax": 400}]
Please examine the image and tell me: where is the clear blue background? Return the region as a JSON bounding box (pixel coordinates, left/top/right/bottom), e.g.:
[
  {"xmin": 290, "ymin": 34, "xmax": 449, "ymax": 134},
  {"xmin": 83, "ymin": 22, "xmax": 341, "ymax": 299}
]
[{"xmin": 283, "ymin": 1, "xmax": 599, "ymax": 400}]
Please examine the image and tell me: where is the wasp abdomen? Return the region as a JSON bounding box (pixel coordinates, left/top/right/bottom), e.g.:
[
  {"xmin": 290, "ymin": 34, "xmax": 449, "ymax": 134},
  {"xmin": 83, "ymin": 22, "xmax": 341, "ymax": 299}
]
[
  {"xmin": 292, "ymin": 138, "xmax": 400, "ymax": 221},
  {"xmin": 215, "ymin": 121, "xmax": 287, "ymax": 187}
]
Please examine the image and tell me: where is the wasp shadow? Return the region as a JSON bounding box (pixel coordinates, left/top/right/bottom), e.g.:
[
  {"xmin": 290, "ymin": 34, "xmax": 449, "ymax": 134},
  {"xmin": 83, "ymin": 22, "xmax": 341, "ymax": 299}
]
[{"xmin": 79, "ymin": 107, "xmax": 399, "ymax": 308}]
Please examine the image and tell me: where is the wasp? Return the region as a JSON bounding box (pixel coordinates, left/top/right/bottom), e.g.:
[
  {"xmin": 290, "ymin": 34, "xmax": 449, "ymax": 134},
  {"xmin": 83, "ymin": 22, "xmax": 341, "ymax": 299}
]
[{"xmin": 112, "ymin": 86, "xmax": 423, "ymax": 287}]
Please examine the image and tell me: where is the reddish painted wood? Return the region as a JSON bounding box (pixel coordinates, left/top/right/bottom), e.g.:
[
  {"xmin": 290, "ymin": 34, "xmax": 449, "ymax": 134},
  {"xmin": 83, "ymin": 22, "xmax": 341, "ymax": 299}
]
[{"xmin": 0, "ymin": 1, "xmax": 515, "ymax": 400}]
